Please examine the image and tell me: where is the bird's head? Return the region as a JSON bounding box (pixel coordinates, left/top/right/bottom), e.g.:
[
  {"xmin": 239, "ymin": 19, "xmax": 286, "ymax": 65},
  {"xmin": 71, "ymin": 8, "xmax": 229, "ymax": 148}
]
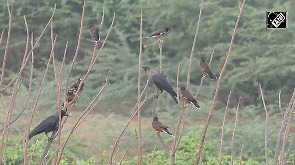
[
  {"xmin": 68, "ymin": 90, "xmax": 74, "ymax": 94},
  {"xmin": 61, "ymin": 110, "xmax": 70, "ymax": 117},
  {"xmin": 89, "ymin": 24, "xmax": 95, "ymax": 29},
  {"xmin": 165, "ymin": 27, "xmax": 171, "ymax": 32},
  {"xmin": 153, "ymin": 116, "xmax": 159, "ymax": 121},
  {"xmin": 201, "ymin": 57, "xmax": 208, "ymax": 61},
  {"xmin": 78, "ymin": 78, "xmax": 82, "ymax": 82},
  {"xmin": 181, "ymin": 86, "xmax": 186, "ymax": 91},
  {"xmin": 142, "ymin": 66, "xmax": 151, "ymax": 71}
]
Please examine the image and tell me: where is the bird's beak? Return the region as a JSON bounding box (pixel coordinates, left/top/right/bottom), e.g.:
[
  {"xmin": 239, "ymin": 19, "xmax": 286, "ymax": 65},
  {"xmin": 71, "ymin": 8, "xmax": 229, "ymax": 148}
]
[
  {"xmin": 142, "ymin": 66, "xmax": 147, "ymax": 71},
  {"xmin": 204, "ymin": 57, "xmax": 208, "ymax": 60}
]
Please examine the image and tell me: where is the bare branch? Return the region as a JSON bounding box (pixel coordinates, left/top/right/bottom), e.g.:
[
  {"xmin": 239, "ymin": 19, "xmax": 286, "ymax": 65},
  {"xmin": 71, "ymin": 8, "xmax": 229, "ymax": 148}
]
[
  {"xmin": 230, "ymin": 96, "xmax": 241, "ymax": 165},
  {"xmin": 0, "ymin": 5, "xmax": 56, "ymax": 92},
  {"xmin": 186, "ymin": 0, "xmax": 204, "ymax": 88},
  {"xmin": 194, "ymin": 0, "xmax": 246, "ymax": 163},
  {"xmin": 109, "ymin": 78, "xmax": 149, "ymax": 164},
  {"xmin": 119, "ymin": 148, "xmax": 129, "ymax": 165},
  {"xmin": 239, "ymin": 144, "xmax": 243, "ymax": 165},
  {"xmin": 218, "ymin": 91, "xmax": 231, "ymax": 165},
  {"xmin": 157, "ymin": 134, "xmax": 170, "ymax": 154},
  {"xmin": 274, "ymin": 90, "xmax": 295, "ymax": 164},
  {"xmin": 259, "ymin": 84, "xmax": 269, "ymax": 165},
  {"xmin": 136, "ymin": 11, "xmax": 143, "ymax": 165}
]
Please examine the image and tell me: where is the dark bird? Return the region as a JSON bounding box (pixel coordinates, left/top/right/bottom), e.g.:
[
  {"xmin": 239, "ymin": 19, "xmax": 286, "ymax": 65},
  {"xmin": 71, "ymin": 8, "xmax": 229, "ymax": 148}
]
[
  {"xmin": 29, "ymin": 110, "xmax": 69, "ymax": 140},
  {"xmin": 71, "ymin": 78, "xmax": 84, "ymax": 91},
  {"xmin": 142, "ymin": 66, "xmax": 178, "ymax": 104},
  {"xmin": 152, "ymin": 116, "xmax": 173, "ymax": 136},
  {"xmin": 89, "ymin": 24, "xmax": 100, "ymax": 47},
  {"xmin": 146, "ymin": 27, "xmax": 171, "ymax": 43},
  {"xmin": 181, "ymin": 87, "xmax": 200, "ymax": 109},
  {"xmin": 200, "ymin": 57, "xmax": 217, "ymax": 80}
]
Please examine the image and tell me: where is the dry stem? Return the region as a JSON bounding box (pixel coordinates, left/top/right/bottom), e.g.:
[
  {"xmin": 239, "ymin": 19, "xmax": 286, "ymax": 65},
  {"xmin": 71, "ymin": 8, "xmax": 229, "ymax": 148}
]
[{"xmin": 194, "ymin": 0, "xmax": 245, "ymax": 163}]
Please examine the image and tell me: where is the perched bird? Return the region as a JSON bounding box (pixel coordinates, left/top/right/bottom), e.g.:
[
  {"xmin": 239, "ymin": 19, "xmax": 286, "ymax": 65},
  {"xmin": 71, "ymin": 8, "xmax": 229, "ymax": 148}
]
[
  {"xmin": 181, "ymin": 87, "xmax": 200, "ymax": 109},
  {"xmin": 29, "ymin": 110, "xmax": 69, "ymax": 140},
  {"xmin": 146, "ymin": 27, "xmax": 171, "ymax": 43},
  {"xmin": 89, "ymin": 24, "xmax": 100, "ymax": 47},
  {"xmin": 152, "ymin": 116, "xmax": 173, "ymax": 136},
  {"xmin": 200, "ymin": 57, "xmax": 217, "ymax": 80},
  {"xmin": 142, "ymin": 66, "xmax": 178, "ymax": 104},
  {"xmin": 71, "ymin": 78, "xmax": 84, "ymax": 91},
  {"xmin": 66, "ymin": 89, "xmax": 76, "ymax": 106}
]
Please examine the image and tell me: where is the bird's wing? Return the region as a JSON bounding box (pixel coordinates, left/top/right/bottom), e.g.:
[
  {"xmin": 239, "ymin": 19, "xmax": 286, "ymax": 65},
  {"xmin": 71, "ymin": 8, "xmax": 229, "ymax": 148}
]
[
  {"xmin": 151, "ymin": 74, "xmax": 176, "ymax": 96},
  {"xmin": 200, "ymin": 61, "xmax": 216, "ymax": 79},
  {"xmin": 149, "ymin": 29, "xmax": 165, "ymax": 37},
  {"xmin": 181, "ymin": 90, "xmax": 195, "ymax": 101},
  {"xmin": 153, "ymin": 121, "xmax": 168, "ymax": 129},
  {"xmin": 30, "ymin": 116, "xmax": 57, "ymax": 137}
]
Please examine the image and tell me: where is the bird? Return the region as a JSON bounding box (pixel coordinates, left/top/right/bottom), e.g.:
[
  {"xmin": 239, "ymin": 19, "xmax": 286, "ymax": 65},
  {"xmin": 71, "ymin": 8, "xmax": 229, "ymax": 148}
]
[
  {"xmin": 89, "ymin": 24, "xmax": 100, "ymax": 47},
  {"xmin": 181, "ymin": 87, "xmax": 200, "ymax": 109},
  {"xmin": 29, "ymin": 110, "xmax": 69, "ymax": 140},
  {"xmin": 142, "ymin": 66, "xmax": 178, "ymax": 104},
  {"xmin": 146, "ymin": 27, "xmax": 171, "ymax": 43},
  {"xmin": 70, "ymin": 78, "xmax": 84, "ymax": 91},
  {"xmin": 200, "ymin": 57, "xmax": 217, "ymax": 80},
  {"xmin": 66, "ymin": 89, "xmax": 76, "ymax": 107},
  {"xmin": 152, "ymin": 116, "xmax": 173, "ymax": 136}
]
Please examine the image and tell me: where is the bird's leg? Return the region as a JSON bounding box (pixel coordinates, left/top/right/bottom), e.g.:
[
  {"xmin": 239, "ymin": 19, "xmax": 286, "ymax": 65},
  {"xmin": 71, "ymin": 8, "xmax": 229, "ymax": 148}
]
[
  {"xmin": 156, "ymin": 131, "xmax": 160, "ymax": 134},
  {"xmin": 156, "ymin": 90, "xmax": 163, "ymax": 98},
  {"xmin": 46, "ymin": 133, "xmax": 54, "ymax": 141}
]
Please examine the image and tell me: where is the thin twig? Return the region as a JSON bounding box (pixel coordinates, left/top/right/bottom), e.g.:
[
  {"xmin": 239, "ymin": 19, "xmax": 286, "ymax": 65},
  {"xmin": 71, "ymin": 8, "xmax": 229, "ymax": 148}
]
[
  {"xmin": 274, "ymin": 90, "xmax": 295, "ymax": 164},
  {"xmin": 259, "ymin": 84, "xmax": 269, "ymax": 165},
  {"xmin": 0, "ymin": 0, "xmax": 12, "ymax": 88},
  {"xmin": 0, "ymin": 5, "xmax": 56, "ymax": 92},
  {"xmin": 23, "ymin": 47, "xmax": 53, "ymax": 165},
  {"xmin": 109, "ymin": 78, "xmax": 149, "ymax": 164},
  {"xmin": 56, "ymin": 73, "xmax": 110, "ymax": 164},
  {"xmin": 230, "ymin": 96, "xmax": 241, "ymax": 165},
  {"xmin": 278, "ymin": 90, "xmax": 283, "ymax": 119},
  {"xmin": 218, "ymin": 91, "xmax": 231, "ymax": 165},
  {"xmin": 239, "ymin": 144, "xmax": 243, "ymax": 165},
  {"xmin": 39, "ymin": 131, "xmax": 57, "ymax": 165},
  {"xmin": 136, "ymin": 11, "xmax": 143, "ymax": 165},
  {"xmin": 29, "ymin": 139, "xmax": 39, "ymax": 165},
  {"xmin": 159, "ymin": 43, "xmax": 163, "ymax": 74},
  {"xmin": 119, "ymin": 148, "xmax": 129, "ymax": 165},
  {"xmin": 194, "ymin": 0, "xmax": 246, "ymax": 163},
  {"xmin": 157, "ymin": 134, "xmax": 170, "ymax": 154},
  {"xmin": 281, "ymin": 97, "xmax": 295, "ymax": 164},
  {"xmin": 186, "ymin": 0, "xmax": 204, "ymax": 88}
]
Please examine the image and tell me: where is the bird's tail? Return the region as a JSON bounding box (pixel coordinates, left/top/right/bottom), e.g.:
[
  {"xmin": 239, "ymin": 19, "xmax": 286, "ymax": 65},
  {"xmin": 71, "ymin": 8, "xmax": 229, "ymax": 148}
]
[
  {"xmin": 192, "ymin": 100, "xmax": 201, "ymax": 109},
  {"xmin": 170, "ymin": 93, "xmax": 178, "ymax": 104},
  {"xmin": 208, "ymin": 70, "xmax": 217, "ymax": 80},
  {"xmin": 28, "ymin": 133, "xmax": 34, "ymax": 140},
  {"xmin": 146, "ymin": 36, "xmax": 150, "ymax": 38},
  {"xmin": 163, "ymin": 128, "xmax": 173, "ymax": 136}
]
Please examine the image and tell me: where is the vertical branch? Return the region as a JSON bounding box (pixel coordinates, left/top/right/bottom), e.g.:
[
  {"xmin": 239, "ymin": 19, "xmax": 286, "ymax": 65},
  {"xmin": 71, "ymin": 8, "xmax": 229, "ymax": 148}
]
[
  {"xmin": 259, "ymin": 85, "xmax": 269, "ymax": 165},
  {"xmin": 0, "ymin": 74, "xmax": 21, "ymax": 165},
  {"xmin": 39, "ymin": 131, "xmax": 57, "ymax": 165},
  {"xmin": 119, "ymin": 148, "xmax": 129, "ymax": 165},
  {"xmin": 230, "ymin": 96, "xmax": 241, "ymax": 165},
  {"xmin": 23, "ymin": 50, "xmax": 53, "ymax": 165},
  {"xmin": 194, "ymin": 0, "xmax": 245, "ymax": 163},
  {"xmin": 239, "ymin": 144, "xmax": 243, "ymax": 165},
  {"xmin": 278, "ymin": 90, "xmax": 283, "ymax": 119},
  {"xmin": 159, "ymin": 43, "xmax": 163, "ymax": 73},
  {"xmin": 280, "ymin": 98, "xmax": 295, "ymax": 164},
  {"xmin": 186, "ymin": 0, "xmax": 204, "ymax": 88},
  {"xmin": 64, "ymin": 0, "xmax": 86, "ymax": 94},
  {"xmin": 136, "ymin": 11, "xmax": 143, "ymax": 165},
  {"xmin": 156, "ymin": 134, "xmax": 170, "ymax": 154},
  {"xmin": 0, "ymin": 0, "xmax": 12, "ymax": 88},
  {"xmin": 109, "ymin": 79, "xmax": 149, "ymax": 164},
  {"xmin": 218, "ymin": 91, "xmax": 231, "ymax": 165},
  {"xmin": 274, "ymin": 90, "xmax": 295, "ymax": 164},
  {"xmin": 0, "ymin": 5, "xmax": 56, "ymax": 92}
]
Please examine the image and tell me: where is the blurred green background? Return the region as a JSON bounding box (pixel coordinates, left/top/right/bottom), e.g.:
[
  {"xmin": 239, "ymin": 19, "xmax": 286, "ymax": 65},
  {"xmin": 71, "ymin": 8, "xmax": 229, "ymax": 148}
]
[{"xmin": 0, "ymin": 0, "xmax": 294, "ymax": 164}]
